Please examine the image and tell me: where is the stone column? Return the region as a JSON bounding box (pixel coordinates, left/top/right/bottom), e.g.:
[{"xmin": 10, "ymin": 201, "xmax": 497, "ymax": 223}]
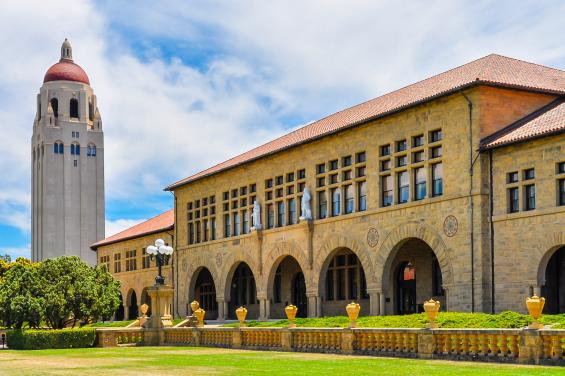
[
  {"xmin": 379, "ymin": 293, "xmax": 386, "ymax": 316},
  {"xmin": 217, "ymin": 298, "xmax": 225, "ymax": 321},
  {"xmin": 307, "ymin": 293, "xmax": 319, "ymax": 317},
  {"xmin": 519, "ymin": 329, "xmax": 543, "ymax": 364},
  {"xmin": 259, "ymin": 298, "xmax": 270, "ymax": 320},
  {"xmin": 417, "ymin": 330, "xmax": 434, "ymax": 359},
  {"xmin": 341, "ymin": 329, "xmax": 354, "ymax": 354},
  {"xmin": 316, "ymin": 296, "xmax": 323, "ymax": 317},
  {"xmin": 223, "ymin": 301, "xmax": 229, "ymax": 320},
  {"xmin": 367, "ymin": 289, "xmax": 381, "ymax": 316}
]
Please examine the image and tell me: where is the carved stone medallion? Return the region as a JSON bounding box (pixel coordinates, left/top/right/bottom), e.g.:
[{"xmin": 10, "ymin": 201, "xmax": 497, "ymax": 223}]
[
  {"xmin": 182, "ymin": 258, "xmax": 188, "ymax": 272},
  {"xmin": 216, "ymin": 252, "xmax": 223, "ymax": 268},
  {"xmin": 443, "ymin": 215, "xmax": 458, "ymax": 237},
  {"xmin": 367, "ymin": 228, "xmax": 379, "ymax": 247}
]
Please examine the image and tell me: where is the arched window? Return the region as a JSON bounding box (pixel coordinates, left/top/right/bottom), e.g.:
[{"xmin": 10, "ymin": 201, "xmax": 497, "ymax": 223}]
[
  {"xmin": 87, "ymin": 144, "xmax": 97, "ymax": 157},
  {"xmin": 58, "ymin": 142, "xmax": 63, "ymax": 154},
  {"xmin": 54, "ymin": 141, "xmax": 64, "ymax": 155},
  {"xmin": 71, "ymin": 143, "xmax": 80, "ymax": 156},
  {"xmin": 70, "ymin": 98, "xmax": 79, "ymax": 119},
  {"xmin": 50, "ymin": 98, "xmax": 58, "ymax": 118}
]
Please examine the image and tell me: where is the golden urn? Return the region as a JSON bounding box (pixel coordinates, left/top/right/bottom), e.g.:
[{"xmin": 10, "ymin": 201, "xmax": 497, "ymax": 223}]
[
  {"xmin": 236, "ymin": 306, "xmax": 248, "ymax": 327},
  {"xmin": 526, "ymin": 295, "xmax": 545, "ymax": 329},
  {"xmin": 194, "ymin": 308, "xmax": 206, "ymax": 327},
  {"xmin": 285, "ymin": 304, "xmax": 298, "ymax": 328},
  {"xmin": 190, "ymin": 300, "xmax": 200, "ymax": 313},
  {"xmin": 346, "ymin": 301, "xmax": 361, "ymax": 328},
  {"xmin": 140, "ymin": 303, "xmax": 149, "ymax": 317},
  {"xmin": 423, "ymin": 299, "xmax": 441, "ymax": 328}
]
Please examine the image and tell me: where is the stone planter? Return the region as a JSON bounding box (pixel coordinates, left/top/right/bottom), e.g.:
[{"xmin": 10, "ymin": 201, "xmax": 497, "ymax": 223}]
[
  {"xmin": 285, "ymin": 304, "xmax": 298, "ymax": 328},
  {"xmin": 423, "ymin": 299, "xmax": 440, "ymax": 328},
  {"xmin": 526, "ymin": 295, "xmax": 545, "ymax": 329},
  {"xmin": 346, "ymin": 302, "xmax": 360, "ymax": 328}
]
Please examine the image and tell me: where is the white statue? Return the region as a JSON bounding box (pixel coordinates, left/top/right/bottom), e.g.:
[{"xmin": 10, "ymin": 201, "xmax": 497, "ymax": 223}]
[
  {"xmin": 252, "ymin": 200, "xmax": 262, "ymax": 230},
  {"xmin": 300, "ymin": 187, "xmax": 312, "ymax": 221}
]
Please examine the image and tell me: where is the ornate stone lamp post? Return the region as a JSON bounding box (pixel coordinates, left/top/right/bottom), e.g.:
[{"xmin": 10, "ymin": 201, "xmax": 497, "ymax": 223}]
[{"xmin": 146, "ymin": 239, "xmax": 173, "ymax": 285}]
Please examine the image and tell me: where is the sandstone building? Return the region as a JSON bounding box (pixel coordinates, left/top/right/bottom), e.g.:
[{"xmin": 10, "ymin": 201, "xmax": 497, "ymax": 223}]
[
  {"xmin": 32, "ymin": 40, "xmax": 104, "ymax": 264},
  {"xmin": 93, "ymin": 54, "xmax": 565, "ymax": 320}
]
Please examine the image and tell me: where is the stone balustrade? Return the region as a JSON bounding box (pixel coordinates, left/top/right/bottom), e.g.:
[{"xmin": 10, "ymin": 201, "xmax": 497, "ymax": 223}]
[{"xmin": 95, "ymin": 325, "xmax": 565, "ymax": 365}]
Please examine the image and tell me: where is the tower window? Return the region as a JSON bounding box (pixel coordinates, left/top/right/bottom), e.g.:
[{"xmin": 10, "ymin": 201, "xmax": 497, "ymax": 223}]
[
  {"xmin": 54, "ymin": 142, "xmax": 64, "ymax": 154},
  {"xmin": 50, "ymin": 98, "xmax": 59, "ymax": 118},
  {"xmin": 71, "ymin": 143, "xmax": 80, "ymax": 156},
  {"xmin": 70, "ymin": 98, "xmax": 79, "ymax": 119},
  {"xmin": 87, "ymin": 144, "xmax": 97, "ymax": 157}
]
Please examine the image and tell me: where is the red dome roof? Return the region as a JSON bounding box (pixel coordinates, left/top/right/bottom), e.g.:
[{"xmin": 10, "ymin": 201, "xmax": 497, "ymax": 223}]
[{"xmin": 43, "ymin": 59, "xmax": 90, "ymax": 85}]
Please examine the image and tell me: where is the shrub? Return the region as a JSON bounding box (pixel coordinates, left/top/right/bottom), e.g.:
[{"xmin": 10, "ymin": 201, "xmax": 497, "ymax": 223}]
[{"xmin": 6, "ymin": 328, "xmax": 96, "ymax": 350}]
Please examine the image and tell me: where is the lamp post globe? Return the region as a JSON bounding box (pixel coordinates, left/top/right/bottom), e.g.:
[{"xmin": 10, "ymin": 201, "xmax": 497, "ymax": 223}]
[{"xmin": 147, "ymin": 238, "xmax": 174, "ymax": 285}]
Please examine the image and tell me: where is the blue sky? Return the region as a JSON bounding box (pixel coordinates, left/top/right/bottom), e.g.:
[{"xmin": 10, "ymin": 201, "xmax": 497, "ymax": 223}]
[{"xmin": 0, "ymin": 1, "xmax": 564, "ymax": 259}]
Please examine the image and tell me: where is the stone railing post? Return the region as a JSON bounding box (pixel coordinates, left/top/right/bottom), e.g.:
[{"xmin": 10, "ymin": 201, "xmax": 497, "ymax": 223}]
[
  {"xmin": 417, "ymin": 330, "xmax": 434, "ymax": 359},
  {"xmin": 519, "ymin": 329, "xmax": 543, "ymax": 364},
  {"xmin": 341, "ymin": 329, "xmax": 354, "ymax": 354},
  {"xmin": 281, "ymin": 329, "xmax": 292, "ymax": 351},
  {"xmin": 232, "ymin": 328, "xmax": 242, "ymax": 349},
  {"xmin": 193, "ymin": 327, "xmax": 201, "ymax": 346}
]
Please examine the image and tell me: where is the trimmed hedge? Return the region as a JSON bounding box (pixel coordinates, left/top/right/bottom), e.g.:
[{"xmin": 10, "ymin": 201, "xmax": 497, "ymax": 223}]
[{"xmin": 6, "ymin": 328, "xmax": 96, "ymax": 350}]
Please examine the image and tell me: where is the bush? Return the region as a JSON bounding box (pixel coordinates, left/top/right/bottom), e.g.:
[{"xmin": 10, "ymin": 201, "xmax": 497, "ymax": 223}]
[{"xmin": 6, "ymin": 328, "xmax": 96, "ymax": 350}]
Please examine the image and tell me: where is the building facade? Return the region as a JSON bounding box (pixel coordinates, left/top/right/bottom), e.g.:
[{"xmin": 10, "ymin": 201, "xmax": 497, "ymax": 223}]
[
  {"xmin": 94, "ymin": 54, "xmax": 565, "ymax": 320},
  {"xmin": 32, "ymin": 39, "xmax": 104, "ymax": 264}
]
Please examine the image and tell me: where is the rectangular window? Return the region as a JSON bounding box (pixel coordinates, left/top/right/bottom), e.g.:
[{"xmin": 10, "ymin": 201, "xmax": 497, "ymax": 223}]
[
  {"xmin": 275, "ymin": 176, "xmax": 283, "ymax": 185},
  {"xmin": 330, "ymin": 174, "xmax": 338, "ymax": 184},
  {"xmin": 232, "ymin": 189, "xmax": 238, "ymax": 198},
  {"xmin": 242, "ymin": 211, "xmax": 249, "ymax": 234},
  {"xmin": 524, "ymin": 184, "xmax": 536, "ymax": 210},
  {"xmin": 277, "ymin": 201, "xmax": 285, "ymax": 227},
  {"xmin": 113, "ymin": 253, "xmax": 121, "ymax": 273},
  {"xmin": 398, "ymin": 171, "xmax": 409, "ymax": 203},
  {"xmin": 356, "ymin": 152, "xmax": 366, "ymax": 163},
  {"xmin": 507, "ymin": 172, "xmax": 519, "ymax": 183},
  {"xmin": 211, "ymin": 218, "xmax": 216, "ymax": 240},
  {"xmin": 276, "ymin": 188, "xmax": 283, "ymax": 198},
  {"xmin": 203, "ymin": 220, "xmax": 209, "ymax": 241},
  {"xmin": 288, "ymin": 199, "xmax": 296, "ymax": 225},
  {"xmin": 267, "ymin": 204, "xmax": 275, "ymax": 228},
  {"xmin": 342, "ymin": 170, "xmax": 352, "ymax": 181},
  {"xmin": 286, "ymin": 172, "xmax": 295, "ymax": 182},
  {"xmin": 431, "ymin": 146, "xmax": 442, "ymax": 158},
  {"xmin": 430, "ymin": 129, "xmax": 443, "ymax": 142},
  {"xmin": 337, "ymin": 269, "xmax": 345, "ymax": 300},
  {"xmin": 432, "ymin": 163, "xmax": 443, "ymax": 197},
  {"xmin": 380, "ymin": 144, "xmax": 391, "ymax": 156},
  {"xmin": 414, "ymin": 167, "xmax": 426, "ymax": 200},
  {"xmin": 317, "ymin": 177, "xmax": 325, "ymax": 187},
  {"xmin": 345, "ymin": 184, "xmax": 354, "ymax": 214},
  {"xmin": 330, "ymin": 160, "xmax": 339, "ymax": 170},
  {"xmin": 396, "ymin": 140, "xmax": 407, "ymax": 152},
  {"xmin": 196, "ymin": 221, "xmax": 201, "ymax": 243},
  {"xmin": 524, "ymin": 168, "xmax": 535, "ymax": 180},
  {"xmin": 382, "ymin": 175, "xmax": 393, "ymax": 207},
  {"xmin": 224, "ymin": 214, "xmax": 230, "ymax": 237},
  {"xmin": 287, "ymin": 185, "xmax": 294, "ymax": 195},
  {"xmin": 326, "ymin": 269, "xmax": 334, "ymax": 301},
  {"xmin": 396, "ymin": 155, "xmax": 407, "ymax": 167},
  {"xmin": 141, "ymin": 249, "xmax": 150, "ymax": 269},
  {"xmin": 413, "ymin": 135, "xmax": 424, "ymax": 147},
  {"xmin": 316, "ymin": 163, "xmax": 326, "ymax": 174},
  {"xmin": 559, "ymin": 179, "xmax": 565, "ymax": 206},
  {"xmin": 558, "ymin": 162, "xmax": 565, "ymax": 174},
  {"xmin": 265, "ymin": 179, "xmax": 273, "ymax": 188},
  {"xmin": 413, "ymin": 150, "xmax": 425, "ymax": 163},
  {"xmin": 298, "ymin": 169, "xmax": 306, "ymax": 179},
  {"xmin": 380, "ymin": 159, "xmax": 391, "ymax": 171},
  {"xmin": 331, "ymin": 187, "xmax": 341, "ymax": 216},
  {"xmin": 223, "ymin": 191, "xmax": 229, "ymax": 201},
  {"xmin": 356, "ymin": 166, "xmax": 366, "ymax": 177},
  {"xmin": 233, "ymin": 213, "xmax": 240, "ymax": 235},
  {"xmin": 508, "ymin": 187, "xmax": 519, "ymax": 213},
  {"xmin": 342, "ymin": 155, "xmax": 352, "ymax": 167},
  {"xmin": 189, "ymin": 223, "xmax": 194, "ymax": 244},
  {"xmin": 318, "ymin": 191, "xmax": 327, "ymax": 219},
  {"xmin": 358, "ymin": 181, "xmax": 367, "ymax": 211}
]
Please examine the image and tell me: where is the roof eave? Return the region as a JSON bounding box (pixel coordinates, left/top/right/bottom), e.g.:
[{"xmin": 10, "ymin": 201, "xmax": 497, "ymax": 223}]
[{"xmin": 90, "ymin": 225, "xmax": 175, "ymax": 251}]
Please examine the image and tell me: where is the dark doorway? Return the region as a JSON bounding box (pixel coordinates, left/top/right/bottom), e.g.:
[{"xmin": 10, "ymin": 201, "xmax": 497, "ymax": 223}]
[
  {"xmin": 141, "ymin": 288, "xmax": 152, "ymax": 317},
  {"xmin": 195, "ymin": 268, "xmax": 218, "ymax": 319},
  {"xmin": 115, "ymin": 293, "xmax": 124, "ymax": 321},
  {"xmin": 542, "ymin": 246, "xmax": 565, "ymax": 314},
  {"xmin": 396, "ymin": 262, "xmax": 416, "ymax": 314},
  {"xmin": 292, "ymin": 272, "xmax": 308, "ymax": 318},
  {"xmin": 128, "ymin": 290, "xmax": 138, "ymax": 319},
  {"xmin": 228, "ymin": 263, "xmax": 257, "ymax": 319}
]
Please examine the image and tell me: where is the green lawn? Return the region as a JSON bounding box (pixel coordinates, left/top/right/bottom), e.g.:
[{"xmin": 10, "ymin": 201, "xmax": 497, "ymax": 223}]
[
  {"xmin": 0, "ymin": 346, "xmax": 561, "ymax": 375},
  {"xmin": 222, "ymin": 311, "xmax": 565, "ymax": 329}
]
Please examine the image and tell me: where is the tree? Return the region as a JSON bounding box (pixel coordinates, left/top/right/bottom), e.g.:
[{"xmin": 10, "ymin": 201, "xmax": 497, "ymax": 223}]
[
  {"xmin": 39, "ymin": 256, "xmax": 121, "ymax": 328},
  {"xmin": 0, "ymin": 254, "xmax": 11, "ymax": 263},
  {"xmin": 0, "ymin": 262, "xmax": 44, "ymax": 328}
]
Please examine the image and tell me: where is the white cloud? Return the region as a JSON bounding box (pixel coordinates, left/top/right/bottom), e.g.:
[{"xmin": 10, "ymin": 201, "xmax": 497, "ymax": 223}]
[
  {"xmin": 105, "ymin": 218, "xmax": 146, "ymax": 237},
  {"xmin": 1, "ymin": 245, "xmax": 30, "ymax": 260}
]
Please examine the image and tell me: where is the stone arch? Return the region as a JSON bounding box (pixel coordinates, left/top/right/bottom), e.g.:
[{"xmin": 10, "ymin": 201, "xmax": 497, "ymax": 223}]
[
  {"xmin": 262, "ymin": 240, "xmax": 313, "ymax": 297},
  {"xmin": 535, "ymin": 231, "xmax": 565, "ymax": 287},
  {"xmin": 314, "ymin": 233, "xmax": 376, "ymax": 292},
  {"xmin": 219, "ymin": 251, "xmax": 261, "ymax": 299},
  {"xmin": 184, "ymin": 252, "xmax": 221, "ymax": 301},
  {"xmin": 376, "ymin": 221, "xmax": 454, "ymax": 288}
]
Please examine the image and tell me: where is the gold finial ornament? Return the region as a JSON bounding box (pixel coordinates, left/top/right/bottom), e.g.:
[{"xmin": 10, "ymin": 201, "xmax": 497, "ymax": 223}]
[
  {"xmin": 423, "ymin": 299, "xmax": 441, "ymax": 328},
  {"xmin": 526, "ymin": 295, "xmax": 545, "ymax": 329},
  {"xmin": 346, "ymin": 301, "xmax": 361, "ymax": 328},
  {"xmin": 190, "ymin": 300, "xmax": 200, "ymax": 313},
  {"xmin": 194, "ymin": 308, "xmax": 206, "ymax": 327},
  {"xmin": 140, "ymin": 303, "xmax": 149, "ymax": 317},
  {"xmin": 285, "ymin": 304, "xmax": 298, "ymax": 328},
  {"xmin": 235, "ymin": 306, "xmax": 248, "ymax": 327}
]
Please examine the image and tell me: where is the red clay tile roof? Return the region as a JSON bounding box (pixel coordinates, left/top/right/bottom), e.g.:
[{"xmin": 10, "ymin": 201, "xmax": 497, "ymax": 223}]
[
  {"xmin": 165, "ymin": 54, "xmax": 565, "ymax": 190},
  {"xmin": 91, "ymin": 209, "xmax": 174, "ymax": 249},
  {"xmin": 482, "ymin": 98, "xmax": 565, "ymax": 149}
]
